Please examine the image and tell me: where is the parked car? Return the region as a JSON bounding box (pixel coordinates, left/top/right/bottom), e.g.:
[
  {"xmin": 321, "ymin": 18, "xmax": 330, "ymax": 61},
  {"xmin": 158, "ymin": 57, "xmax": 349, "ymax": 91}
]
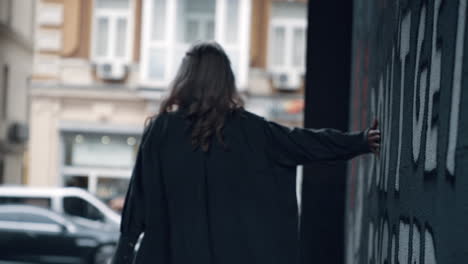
[
  {"xmin": 0, "ymin": 204, "xmax": 119, "ymax": 263},
  {"xmin": 0, "ymin": 187, "xmax": 121, "ymax": 230}
]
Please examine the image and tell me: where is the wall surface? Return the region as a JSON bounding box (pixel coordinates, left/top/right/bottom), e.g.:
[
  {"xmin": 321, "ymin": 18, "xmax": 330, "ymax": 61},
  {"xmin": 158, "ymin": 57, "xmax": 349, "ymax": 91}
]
[
  {"xmin": 0, "ymin": 34, "xmax": 33, "ymax": 184},
  {"xmin": 346, "ymin": 0, "xmax": 468, "ymax": 263},
  {"xmin": 0, "ymin": 0, "xmax": 35, "ymax": 184},
  {"xmin": 27, "ymin": 87, "xmax": 150, "ymax": 186}
]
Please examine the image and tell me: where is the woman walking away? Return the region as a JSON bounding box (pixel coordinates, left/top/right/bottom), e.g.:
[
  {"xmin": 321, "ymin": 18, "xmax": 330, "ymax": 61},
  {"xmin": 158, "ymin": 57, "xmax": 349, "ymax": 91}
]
[{"xmin": 112, "ymin": 41, "xmax": 381, "ymax": 264}]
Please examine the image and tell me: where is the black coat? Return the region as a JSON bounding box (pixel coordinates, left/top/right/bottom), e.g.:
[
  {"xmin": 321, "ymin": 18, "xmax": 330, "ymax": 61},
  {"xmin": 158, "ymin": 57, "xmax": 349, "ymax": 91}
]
[{"xmin": 112, "ymin": 110, "xmax": 370, "ymax": 264}]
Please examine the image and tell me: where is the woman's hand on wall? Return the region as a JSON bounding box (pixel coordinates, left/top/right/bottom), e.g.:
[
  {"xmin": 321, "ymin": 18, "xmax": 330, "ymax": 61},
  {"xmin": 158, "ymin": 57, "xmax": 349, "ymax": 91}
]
[{"xmin": 367, "ymin": 119, "xmax": 381, "ymax": 157}]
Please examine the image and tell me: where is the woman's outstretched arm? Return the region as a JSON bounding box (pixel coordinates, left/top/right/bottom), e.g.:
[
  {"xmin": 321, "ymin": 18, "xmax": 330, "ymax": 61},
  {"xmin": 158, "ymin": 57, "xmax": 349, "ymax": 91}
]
[{"xmin": 265, "ymin": 118, "xmax": 380, "ymax": 167}]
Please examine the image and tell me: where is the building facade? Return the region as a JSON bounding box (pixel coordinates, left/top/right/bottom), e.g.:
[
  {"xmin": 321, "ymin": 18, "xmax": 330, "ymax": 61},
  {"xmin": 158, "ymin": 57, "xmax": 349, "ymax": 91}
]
[
  {"xmin": 0, "ymin": 0, "xmax": 35, "ymax": 185},
  {"xmin": 28, "ymin": 0, "xmax": 308, "ymax": 203}
]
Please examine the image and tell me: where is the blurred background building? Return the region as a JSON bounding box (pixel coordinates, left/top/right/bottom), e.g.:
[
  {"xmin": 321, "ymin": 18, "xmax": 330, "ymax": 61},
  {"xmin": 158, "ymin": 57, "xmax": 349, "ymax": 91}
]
[
  {"xmin": 0, "ymin": 0, "xmax": 35, "ymax": 185},
  {"xmin": 1, "ymin": 0, "xmax": 308, "ymax": 206}
]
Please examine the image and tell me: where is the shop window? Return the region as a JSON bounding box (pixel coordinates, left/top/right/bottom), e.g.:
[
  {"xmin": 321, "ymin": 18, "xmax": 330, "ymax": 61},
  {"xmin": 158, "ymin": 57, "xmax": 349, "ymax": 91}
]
[
  {"xmin": 63, "ymin": 133, "xmax": 140, "ymax": 169},
  {"xmin": 61, "ymin": 132, "xmax": 139, "ymax": 205}
]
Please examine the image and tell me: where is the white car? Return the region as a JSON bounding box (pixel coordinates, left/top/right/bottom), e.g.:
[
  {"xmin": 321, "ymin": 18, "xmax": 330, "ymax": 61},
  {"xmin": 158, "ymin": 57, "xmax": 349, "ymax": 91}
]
[{"xmin": 0, "ymin": 187, "xmax": 121, "ymax": 230}]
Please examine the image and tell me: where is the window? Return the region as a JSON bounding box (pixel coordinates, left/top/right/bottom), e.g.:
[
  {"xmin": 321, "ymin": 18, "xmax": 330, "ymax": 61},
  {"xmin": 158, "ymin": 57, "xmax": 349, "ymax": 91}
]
[
  {"xmin": 176, "ymin": 0, "xmax": 215, "ymax": 43},
  {"xmin": 269, "ymin": 25, "xmax": 306, "ymax": 69},
  {"xmin": 92, "ymin": 0, "xmax": 134, "ymax": 62},
  {"xmin": 225, "ymin": 0, "xmax": 239, "ymax": 44},
  {"xmin": 292, "ymin": 28, "xmax": 306, "ymax": 67},
  {"xmin": 268, "ymin": 2, "xmax": 307, "ymax": 73},
  {"xmin": 271, "ymin": 27, "xmax": 286, "ymax": 66},
  {"xmin": 172, "ymin": 0, "xmax": 216, "ymax": 76},
  {"xmin": 63, "ymin": 196, "xmax": 104, "ymax": 222},
  {"xmin": 140, "ymin": 0, "xmax": 251, "ymax": 89}
]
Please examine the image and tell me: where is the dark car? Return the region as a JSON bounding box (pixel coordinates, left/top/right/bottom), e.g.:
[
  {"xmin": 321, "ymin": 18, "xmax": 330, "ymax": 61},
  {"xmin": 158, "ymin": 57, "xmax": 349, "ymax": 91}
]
[{"xmin": 0, "ymin": 204, "xmax": 119, "ymax": 264}]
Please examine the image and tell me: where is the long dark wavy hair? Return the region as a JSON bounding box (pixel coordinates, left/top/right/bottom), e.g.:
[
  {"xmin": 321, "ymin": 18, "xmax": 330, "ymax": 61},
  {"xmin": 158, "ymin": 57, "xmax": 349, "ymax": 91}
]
[{"xmin": 159, "ymin": 41, "xmax": 244, "ymax": 152}]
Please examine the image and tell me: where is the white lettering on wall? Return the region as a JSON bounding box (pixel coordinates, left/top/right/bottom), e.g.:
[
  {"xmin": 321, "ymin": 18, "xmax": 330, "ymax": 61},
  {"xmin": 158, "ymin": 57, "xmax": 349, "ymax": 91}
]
[
  {"xmin": 446, "ymin": 0, "xmax": 466, "ymax": 176},
  {"xmin": 391, "ymin": 234, "xmax": 397, "ymax": 264},
  {"xmin": 367, "ymin": 222, "xmax": 374, "ymax": 263},
  {"xmin": 368, "ymin": 86, "xmax": 376, "ymax": 193},
  {"xmin": 425, "ymin": 0, "xmax": 442, "ymax": 172},
  {"xmin": 398, "ymin": 221, "xmax": 410, "ymax": 264},
  {"xmin": 383, "ymin": 60, "xmax": 394, "ymax": 192},
  {"xmin": 377, "ymin": 76, "xmax": 384, "ymax": 188},
  {"xmin": 380, "ymin": 220, "xmax": 389, "ymax": 263},
  {"xmin": 412, "ymin": 6, "xmax": 427, "ymax": 163},
  {"xmin": 412, "ymin": 223, "xmax": 421, "ymax": 264},
  {"xmin": 396, "ymin": 12, "xmax": 411, "ymax": 191},
  {"xmin": 424, "ymin": 230, "xmax": 437, "ymax": 264}
]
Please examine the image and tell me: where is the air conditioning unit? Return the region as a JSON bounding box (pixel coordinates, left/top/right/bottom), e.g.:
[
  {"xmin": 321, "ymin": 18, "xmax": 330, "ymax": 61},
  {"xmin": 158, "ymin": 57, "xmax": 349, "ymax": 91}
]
[
  {"xmin": 95, "ymin": 62, "xmax": 129, "ymax": 81},
  {"xmin": 271, "ymin": 72, "xmax": 303, "ymax": 91},
  {"xmin": 7, "ymin": 122, "xmax": 28, "ymax": 145}
]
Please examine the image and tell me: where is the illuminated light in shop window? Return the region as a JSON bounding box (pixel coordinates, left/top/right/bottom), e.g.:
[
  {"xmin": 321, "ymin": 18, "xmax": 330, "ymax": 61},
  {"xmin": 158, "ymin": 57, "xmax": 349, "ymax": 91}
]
[
  {"xmin": 101, "ymin": 136, "xmax": 111, "ymax": 144},
  {"xmin": 75, "ymin": 134, "xmax": 84, "ymax": 144},
  {"xmin": 127, "ymin": 137, "xmax": 136, "ymax": 146}
]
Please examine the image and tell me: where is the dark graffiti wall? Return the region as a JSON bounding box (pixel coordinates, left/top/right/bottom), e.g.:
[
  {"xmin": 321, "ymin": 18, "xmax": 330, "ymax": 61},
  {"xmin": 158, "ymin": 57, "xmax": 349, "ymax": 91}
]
[{"xmin": 345, "ymin": 0, "xmax": 468, "ymax": 263}]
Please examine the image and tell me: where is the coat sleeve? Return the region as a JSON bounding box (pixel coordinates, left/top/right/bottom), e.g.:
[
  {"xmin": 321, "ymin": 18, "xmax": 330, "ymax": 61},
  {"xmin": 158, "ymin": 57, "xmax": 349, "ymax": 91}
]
[
  {"xmin": 112, "ymin": 116, "xmax": 170, "ymax": 263},
  {"xmin": 264, "ymin": 120, "xmax": 371, "ymax": 167}
]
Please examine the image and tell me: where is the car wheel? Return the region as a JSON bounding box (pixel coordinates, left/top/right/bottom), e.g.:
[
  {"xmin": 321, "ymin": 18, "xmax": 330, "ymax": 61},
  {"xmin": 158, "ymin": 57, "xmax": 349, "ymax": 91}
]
[{"xmin": 94, "ymin": 244, "xmax": 116, "ymax": 264}]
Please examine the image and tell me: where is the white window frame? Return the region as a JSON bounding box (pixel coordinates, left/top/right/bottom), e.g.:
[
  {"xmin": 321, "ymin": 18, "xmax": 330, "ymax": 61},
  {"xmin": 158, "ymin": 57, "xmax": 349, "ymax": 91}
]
[
  {"xmin": 140, "ymin": 0, "xmax": 251, "ymax": 90},
  {"xmin": 268, "ymin": 18, "xmax": 307, "ymax": 76},
  {"xmin": 91, "ymin": 0, "xmax": 135, "ymax": 64}
]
